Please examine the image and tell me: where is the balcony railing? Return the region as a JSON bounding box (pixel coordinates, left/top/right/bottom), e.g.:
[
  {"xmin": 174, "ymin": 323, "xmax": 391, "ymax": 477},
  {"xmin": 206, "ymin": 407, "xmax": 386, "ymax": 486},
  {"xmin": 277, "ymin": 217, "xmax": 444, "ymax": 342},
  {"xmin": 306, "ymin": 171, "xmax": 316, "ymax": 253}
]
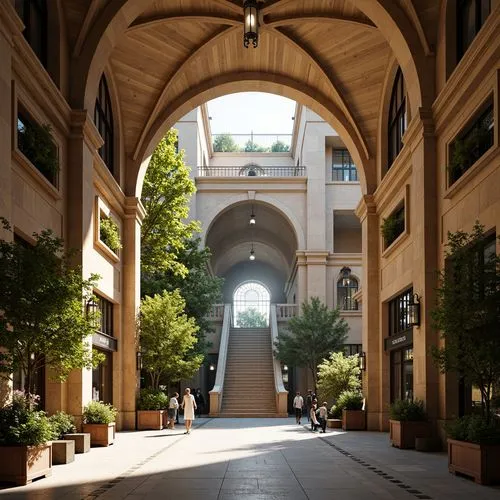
[
  {"xmin": 276, "ymin": 304, "xmax": 298, "ymax": 321},
  {"xmin": 197, "ymin": 165, "xmax": 306, "ymax": 177}
]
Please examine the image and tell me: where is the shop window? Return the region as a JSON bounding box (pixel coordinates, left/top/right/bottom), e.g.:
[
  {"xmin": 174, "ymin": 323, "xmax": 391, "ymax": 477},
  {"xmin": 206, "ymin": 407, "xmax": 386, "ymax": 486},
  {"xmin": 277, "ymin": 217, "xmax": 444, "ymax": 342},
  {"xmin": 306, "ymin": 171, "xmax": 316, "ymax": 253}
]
[
  {"xmin": 389, "ymin": 288, "xmax": 413, "ymax": 336},
  {"xmin": 344, "ymin": 344, "xmax": 362, "ymax": 356},
  {"xmin": 17, "ymin": 107, "xmax": 58, "ymax": 186},
  {"xmin": 381, "ymin": 203, "xmax": 405, "ymax": 249},
  {"xmin": 457, "ymin": 0, "xmax": 491, "ymax": 62},
  {"xmin": 337, "ymin": 275, "xmax": 359, "ymax": 311},
  {"xmin": 332, "ymin": 149, "xmax": 358, "ymax": 181},
  {"xmin": 96, "ymin": 295, "xmax": 114, "ymax": 337},
  {"xmin": 94, "ymin": 75, "xmax": 115, "ymax": 175},
  {"xmin": 448, "ymin": 99, "xmax": 494, "ymax": 186},
  {"xmin": 14, "ymin": 0, "xmax": 48, "ymax": 68},
  {"xmin": 388, "ymin": 68, "xmax": 407, "ymax": 169}
]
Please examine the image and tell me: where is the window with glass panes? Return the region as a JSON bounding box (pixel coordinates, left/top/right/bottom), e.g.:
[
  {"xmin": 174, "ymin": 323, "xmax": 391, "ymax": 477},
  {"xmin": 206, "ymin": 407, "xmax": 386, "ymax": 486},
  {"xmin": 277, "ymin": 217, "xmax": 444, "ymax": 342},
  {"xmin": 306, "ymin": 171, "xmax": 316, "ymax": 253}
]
[
  {"xmin": 344, "ymin": 344, "xmax": 362, "ymax": 356},
  {"xmin": 388, "ymin": 68, "xmax": 407, "ymax": 169},
  {"xmin": 94, "ymin": 76, "xmax": 114, "ymax": 174},
  {"xmin": 96, "ymin": 295, "xmax": 114, "ymax": 337},
  {"xmin": 15, "ymin": 0, "xmax": 47, "ymax": 67},
  {"xmin": 457, "ymin": 0, "xmax": 491, "ymax": 62},
  {"xmin": 337, "ymin": 276, "xmax": 359, "ymax": 311},
  {"xmin": 388, "ymin": 288, "xmax": 413, "ymax": 337},
  {"xmin": 332, "ymin": 149, "xmax": 357, "ymax": 181}
]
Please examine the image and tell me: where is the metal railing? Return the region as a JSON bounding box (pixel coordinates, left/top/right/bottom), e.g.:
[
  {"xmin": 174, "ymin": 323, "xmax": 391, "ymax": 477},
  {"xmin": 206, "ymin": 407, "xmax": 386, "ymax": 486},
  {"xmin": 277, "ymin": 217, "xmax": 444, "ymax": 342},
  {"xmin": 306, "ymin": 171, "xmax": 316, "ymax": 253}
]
[
  {"xmin": 276, "ymin": 304, "xmax": 298, "ymax": 321},
  {"xmin": 197, "ymin": 165, "xmax": 306, "ymax": 177},
  {"xmin": 212, "ymin": 133, "xmax": 292, "ymax": 152}
]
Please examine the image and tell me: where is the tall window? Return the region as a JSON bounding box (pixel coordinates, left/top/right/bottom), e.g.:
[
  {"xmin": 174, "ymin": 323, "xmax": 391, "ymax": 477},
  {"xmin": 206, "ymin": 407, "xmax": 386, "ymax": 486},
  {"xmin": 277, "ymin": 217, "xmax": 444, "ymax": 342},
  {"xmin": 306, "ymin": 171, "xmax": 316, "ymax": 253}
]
[
  {"xmin": 388, "ymin": 288, "xmax": 413, "ymax": 336},
  {"xmin": 457, "ymin": 0, "xmax": 491, "ymax": 61},
  {"xmin": 332, "ymin": 149, "xmax": 357, "ymax": 181},
  {"xmin": 388, "ymin": 68, "xmax": 407, "ymax": 169},
  {"xmin": 233, "ymin": 282, "xmax": 270, "ymax": 327},
  {"xmin": 94, "ymin": 76, "xmax": 115, "ymax": 174},
  {"xmin": 15, "ymin": 0, "xmax": 47, "ymax": 67},
  {"xmin": 96, "ymin": 295, "xmax": 114, "ymax": 337},
  {"xmin": 337, "ymin": 275, "xmax": 359, "ymax": 311}
]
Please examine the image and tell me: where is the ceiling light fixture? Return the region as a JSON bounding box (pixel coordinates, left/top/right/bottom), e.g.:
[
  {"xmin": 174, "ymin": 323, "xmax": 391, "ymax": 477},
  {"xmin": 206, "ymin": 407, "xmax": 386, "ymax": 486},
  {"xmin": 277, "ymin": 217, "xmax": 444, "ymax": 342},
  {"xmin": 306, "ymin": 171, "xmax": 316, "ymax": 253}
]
[
  {"xmin": 249, "ymin": 245, "xmax": 256, "ymax": 261},
  {"xmin": 249, "ymin": 205, "xmax": 256, "ymax": 225},
  {"xmin": 243, "ymin": 0, "xmax": 259, "ymax": 48}
]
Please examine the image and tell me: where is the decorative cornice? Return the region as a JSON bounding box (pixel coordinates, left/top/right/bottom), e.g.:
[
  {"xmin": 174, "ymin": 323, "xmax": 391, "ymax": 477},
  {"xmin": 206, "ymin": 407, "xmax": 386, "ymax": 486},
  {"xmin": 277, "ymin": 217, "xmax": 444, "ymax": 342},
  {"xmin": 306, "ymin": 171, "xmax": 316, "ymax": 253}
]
[
  {"xmin": 355, "ymin": 194, "xmax": 376, "ymax": 221},
  {"xmin": 124, "ymin": 197, "xmax": 146, "ymax": 223},
  {"xmin": 0, "ymin": 1, "xmax": 23, "ymax": 44},
  {"xmin": 71, "ymin": 110, "xmax": 104, "ymax": 152}
]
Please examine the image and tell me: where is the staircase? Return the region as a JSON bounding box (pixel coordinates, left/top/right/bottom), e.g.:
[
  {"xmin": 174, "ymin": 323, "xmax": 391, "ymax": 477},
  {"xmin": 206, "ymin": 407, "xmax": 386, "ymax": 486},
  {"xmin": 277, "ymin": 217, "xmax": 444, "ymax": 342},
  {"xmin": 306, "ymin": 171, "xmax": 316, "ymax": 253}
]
[{"xmin": 220, "ymin": 327, "xmax": 278, "ymax": 417}]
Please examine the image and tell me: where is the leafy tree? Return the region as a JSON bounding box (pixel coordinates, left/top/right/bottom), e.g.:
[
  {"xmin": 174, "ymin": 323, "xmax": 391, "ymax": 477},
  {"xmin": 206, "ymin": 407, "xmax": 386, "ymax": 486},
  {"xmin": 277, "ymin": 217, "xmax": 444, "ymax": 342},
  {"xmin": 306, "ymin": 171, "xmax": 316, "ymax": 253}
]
[
  {"xmin": 274, "ymin": 297, "xmax": 349, "ymax": 391},
  {"xmin": 141, "ymin": 237, "xmax": 223, "ymax": 354},
  {"xmin": 213, "ymin": 133, "xmax": 240, "ymax": 152},
  {"xmin": 431, "ymin": 223, "xmax": 500, "ymax": 422},
  {"xmin": 244, "ymin": 140, "xmax": 269, "ymax": 152},
  {"xmin": 271, "ymin": 140, "xmax": 290, "ymax": 152},
  {"xmin": 141, "ymin": 129, "xmax": 199, "ymax": 277},
  {"xmin": 0, "ymin": 220, "xmax": 101, "ymax": 394},
  {"xmin": 236, "ymin": 308, "xmax": 267, "ymax": 328},
  {"xmin": 317, "ymin": 352, "xmax": 361, "ymax": 403},
  {"xmin": 138, "ymin": 290, "xmax": 203, "ymax": 390}
]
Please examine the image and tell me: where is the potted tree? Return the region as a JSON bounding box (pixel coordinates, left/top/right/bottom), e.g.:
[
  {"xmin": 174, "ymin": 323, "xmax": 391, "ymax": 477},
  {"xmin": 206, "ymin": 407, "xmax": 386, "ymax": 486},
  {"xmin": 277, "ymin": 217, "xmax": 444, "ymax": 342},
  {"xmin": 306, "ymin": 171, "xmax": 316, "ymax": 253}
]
[
  {"xmin": 389, "ymin": 399, "xmax": 430, "ymax": 449},
  {"xmin": 337, "ymin": 390, "xmax": 365, "ymax": 431},
  {"xmin": 0, "ymin": 392, "xmax": 53, "ymax": 485},
  {"xmin": 432, "ymin": 223, "xmax": 500, "ymax": 484},
  {"xmin": 82, "ymin": 401, "xmax": 117, "ymax": 447},
  {"xmin": 48, "ymin": 412, "xmax": 77, "ymax": 464},
  {"xmin": 137, "ymin": 389, "xmax": 169, "ymax": 430}
]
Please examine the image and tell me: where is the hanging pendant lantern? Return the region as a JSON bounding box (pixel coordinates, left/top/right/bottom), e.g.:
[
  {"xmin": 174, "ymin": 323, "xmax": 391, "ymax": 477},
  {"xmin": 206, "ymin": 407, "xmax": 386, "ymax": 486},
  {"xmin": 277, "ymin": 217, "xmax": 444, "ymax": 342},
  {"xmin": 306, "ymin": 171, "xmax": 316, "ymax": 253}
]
[{"xmin": 243, "ymin": 1, "xmax": 259, "ymax": 48}]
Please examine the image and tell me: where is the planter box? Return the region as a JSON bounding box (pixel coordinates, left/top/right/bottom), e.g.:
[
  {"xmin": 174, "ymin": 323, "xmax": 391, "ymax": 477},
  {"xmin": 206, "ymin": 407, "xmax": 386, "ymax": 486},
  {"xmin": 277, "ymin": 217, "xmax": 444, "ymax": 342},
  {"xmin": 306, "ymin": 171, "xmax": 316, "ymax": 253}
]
[
  {"xmin": 64, "ymin": 433, "xmax": 90, "ymax": 453},
  {"xmin": 0, "ymin": 443, "xmax": 52, "ymax": 485},
  {"xmin": 389, "ymin": 420, "xmax": 430, "ymax": 449},
  {"xmin": 327, "ymin": 419, "xmax": 342, "ymax": 429},
  {"xmin": 137, "ymin": 410, "xmax": 164, "ymax": 430},
  {"xmin": 448, "ymin": 438, "xmax": 500, "ymax": 485},
  {"xmin": 342, "ymin": 410, "xmax": 366, "ymax": 431},
  {"xmin": 82, "ymin": 422, "xmax": 116, "ymax": 447},
  {"xmin": 52, "ymin": 440, "xmax": 75, "ymax": 464}
]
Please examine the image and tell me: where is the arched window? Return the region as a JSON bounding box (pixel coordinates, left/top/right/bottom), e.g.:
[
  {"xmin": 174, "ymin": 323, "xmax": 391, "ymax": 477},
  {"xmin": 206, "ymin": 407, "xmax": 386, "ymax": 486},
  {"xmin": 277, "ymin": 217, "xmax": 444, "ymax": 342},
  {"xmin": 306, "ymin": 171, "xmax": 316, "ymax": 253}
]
[
  {"xmin": 233, "ymin": 282, "xmax": 270, "ymax": 327},
  {"xmin": 337, "ymin": 275, "xmax": 359, "ymax": 311},
  {"xmin": 15, "ymin": 0, "xmax": 48, "ymax": 67},
  {"xmin": 94, "ymin": 75, "xmax": 115, "ymax": 174},
  {"xmin": 388, "ymin": 68, "xmax": 407, "ymax": 169}
]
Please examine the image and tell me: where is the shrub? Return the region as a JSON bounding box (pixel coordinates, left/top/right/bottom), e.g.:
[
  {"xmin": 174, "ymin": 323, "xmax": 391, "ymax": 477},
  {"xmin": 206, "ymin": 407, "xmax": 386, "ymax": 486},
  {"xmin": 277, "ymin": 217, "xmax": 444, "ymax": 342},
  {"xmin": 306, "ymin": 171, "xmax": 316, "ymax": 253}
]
[
  {"xmin": 389, "ymin": 399, "xmax": 426, "ymax": 422},
  {"xmin": 381, "ymin": 208, "xmax": 405, "ymax": 247},
  {"xmin": 83, "ymin": 401, "xmax": 118, "ymax": 424},
  {"xmin": 329, "ymin": 405, "xmax": 342, "ymax": 419},
  {"xmin": 445, "ymin": 415, "xmax": 500, "ymax": 444},
  {"xmin": 317, "ymin": 352, "xmax": 361, "ymax": 403},
  {"xmin": 137, "ymin": 389, "xmax": 169, "ymax": 411},
  {"xmin": 0, "ymin": 392, "xmax": 53, "ymax": 446},
  {"xmin": 48, "ymin": 412, "xmax": 76, "ymax": 439},
  {"xmin": 100, "ymin": 217, "xmax": 122, "ymax": 252},
  {"xmin": 336, "ymin": 390, "xmax": 364, "ymax": 411}
]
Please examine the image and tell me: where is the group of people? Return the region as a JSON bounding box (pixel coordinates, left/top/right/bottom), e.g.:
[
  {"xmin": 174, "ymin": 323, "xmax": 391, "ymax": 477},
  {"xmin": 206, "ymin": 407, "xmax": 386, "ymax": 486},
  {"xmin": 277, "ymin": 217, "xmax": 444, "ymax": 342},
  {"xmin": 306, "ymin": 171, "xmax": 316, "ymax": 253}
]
[
  {"xmin": 166, "ymin": 387, "xmax": 205, "ymax": 434},
  {"xmin": 292, "ymin": 390, "xmax": 328, "ymax": 433}
]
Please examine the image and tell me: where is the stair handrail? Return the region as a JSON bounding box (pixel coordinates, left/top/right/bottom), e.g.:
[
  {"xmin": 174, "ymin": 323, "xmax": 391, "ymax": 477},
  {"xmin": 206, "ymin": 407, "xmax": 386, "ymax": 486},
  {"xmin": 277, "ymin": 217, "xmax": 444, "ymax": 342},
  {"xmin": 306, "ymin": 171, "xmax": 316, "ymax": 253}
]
[
  {"xmin": 209, "ymin": 303, "xmax": 232, "ymax": 416},
  {"xmin": 270, "ymin": 304, "xmax": 288, "ymax": 417}
]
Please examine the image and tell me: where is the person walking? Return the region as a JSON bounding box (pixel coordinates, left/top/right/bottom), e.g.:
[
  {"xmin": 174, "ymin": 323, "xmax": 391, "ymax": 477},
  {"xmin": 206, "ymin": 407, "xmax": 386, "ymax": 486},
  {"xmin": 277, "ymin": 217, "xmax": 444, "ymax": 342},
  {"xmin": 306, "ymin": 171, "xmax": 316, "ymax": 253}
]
[
  {"xmin": 310, "ymin": 403, "xmax": 320, "ymax": 432},
  {"xmin": 195, "ymin": 388, "xmax": 205, "ymax": 417},
  {"xmin": 167, "ymin": 392, "xmax": 179, "ymax": 430},
  {"xmin": 181, "ymin": 387, "xmax": 197, "ymax": 434},
  {"xmin": 317, "ymin": 401, "xmax": 328, "ymax": 433},
  {"xmin": 305, "ymin": 390, "xmax": 313, "ymax": 422},
  {"xmin": 292, "ymin": 391, "xmax": 304, "ymax": 424}
]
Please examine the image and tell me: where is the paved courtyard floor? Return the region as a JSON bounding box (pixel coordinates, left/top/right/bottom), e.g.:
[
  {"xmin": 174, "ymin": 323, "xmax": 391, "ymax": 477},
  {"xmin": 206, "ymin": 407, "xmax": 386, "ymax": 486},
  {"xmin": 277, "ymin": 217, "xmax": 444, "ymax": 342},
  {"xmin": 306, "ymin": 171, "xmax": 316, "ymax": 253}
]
[{"xmin": 1, "ymin": 418, "xmax": 500, "ymax": 500}]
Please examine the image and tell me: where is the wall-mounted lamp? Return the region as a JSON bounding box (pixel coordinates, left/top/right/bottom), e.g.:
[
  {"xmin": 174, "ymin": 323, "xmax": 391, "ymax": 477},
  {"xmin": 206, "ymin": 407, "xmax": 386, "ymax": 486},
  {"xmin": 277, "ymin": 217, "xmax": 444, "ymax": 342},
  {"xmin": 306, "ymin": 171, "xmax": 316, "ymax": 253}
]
[
  {"xmin": 408, "ymin": 293, "xmax": 421, "ymax": 327},
  {"xmin": 243, "ymin": 0, "xmax": 259, "ymax": 48},
  {"xmin": 136, "ymin": 351, "xmax": 142, "ymax": 371},
  {"xmin": 359, "ymin": 352, "xmax": 366, "ymax": 371},
  {"xmin": 340, "ymin": 266, "xmax": 352, "ymax": 286},
  {"xmin": 283, "ymin": 365, "xmax": 288, "ymax": 372},
  {"xmin": 209, "ymin": 363, "xmax": 216, "ymax": 371}
]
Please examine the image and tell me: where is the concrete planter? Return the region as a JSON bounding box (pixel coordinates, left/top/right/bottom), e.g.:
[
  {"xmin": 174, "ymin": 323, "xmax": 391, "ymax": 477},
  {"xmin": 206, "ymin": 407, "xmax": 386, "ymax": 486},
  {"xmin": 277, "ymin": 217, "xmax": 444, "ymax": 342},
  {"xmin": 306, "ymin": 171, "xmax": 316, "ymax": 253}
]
[
  {"xmin": 82, "ymin": 422, "xmax": 116, "ymax": 447},
  {"xmin": 0, "ymin": 443, "xmax": 52, "ymax": 485},
  {"xmin": 137, "ymin": 410, "xmax": 164, "ymax": 430},
  {"xmin": 389, "ymin": 420, "xmax": 430, "ymax": 449},
  {"xmin": 64, "ymin": 433, "xmax": 91, "ymax": 453},
  {"xmin": 342, "ymin": 410, "xmax": 366, "ymax": 431},
  {"xmin": 52, "ymin": 440, "xmax": 75, "ymax": 464},
  {"xmin": 327, "ymin": 419, "xmax": 342, "ymax": 429},
  {"xmin": 448, "ymin": 438, "xmax": 500, "ymax": 485}
]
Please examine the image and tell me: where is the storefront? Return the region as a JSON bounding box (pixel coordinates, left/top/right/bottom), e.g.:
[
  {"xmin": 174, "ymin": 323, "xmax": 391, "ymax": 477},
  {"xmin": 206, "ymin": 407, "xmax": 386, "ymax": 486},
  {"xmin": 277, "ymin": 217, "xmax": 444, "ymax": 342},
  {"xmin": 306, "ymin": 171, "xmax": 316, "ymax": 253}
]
[{"xmin": 384, "ymin": 289, "xmax": 414, "ymax": 402}]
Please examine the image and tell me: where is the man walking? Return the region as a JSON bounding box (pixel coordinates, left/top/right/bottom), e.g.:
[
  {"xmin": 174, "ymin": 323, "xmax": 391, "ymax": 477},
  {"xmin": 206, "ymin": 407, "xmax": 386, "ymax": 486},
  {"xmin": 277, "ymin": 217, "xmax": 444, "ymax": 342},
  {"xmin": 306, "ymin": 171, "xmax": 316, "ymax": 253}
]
[
  {"xmin": 293, "ymin": 391, "xmax": 304, "ymax": 425},
  {"xmin": 305, "ymin": 390, "xmax": 313, "ymax": 422}
]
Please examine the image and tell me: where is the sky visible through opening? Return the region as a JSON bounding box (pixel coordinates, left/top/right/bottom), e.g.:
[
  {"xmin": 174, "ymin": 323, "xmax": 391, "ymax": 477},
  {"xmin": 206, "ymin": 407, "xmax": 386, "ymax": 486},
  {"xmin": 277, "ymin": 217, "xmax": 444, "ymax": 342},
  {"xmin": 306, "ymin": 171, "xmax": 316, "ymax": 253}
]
[{"xmin": 207, "ymin": 92, "xmax": 296, "ymax": 150}]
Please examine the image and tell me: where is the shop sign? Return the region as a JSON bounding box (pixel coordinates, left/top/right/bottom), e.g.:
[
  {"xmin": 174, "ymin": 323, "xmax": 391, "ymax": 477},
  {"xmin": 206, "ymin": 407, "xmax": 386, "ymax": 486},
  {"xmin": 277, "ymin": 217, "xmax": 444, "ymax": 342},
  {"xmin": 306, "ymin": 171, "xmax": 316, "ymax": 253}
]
[
  {"xmin": 92, "ymin": 332, "xmax": 118, "ymax": 352},
  {"xmin": 384, "ymin": 330, "xmax": 413, "ymax": 351}
]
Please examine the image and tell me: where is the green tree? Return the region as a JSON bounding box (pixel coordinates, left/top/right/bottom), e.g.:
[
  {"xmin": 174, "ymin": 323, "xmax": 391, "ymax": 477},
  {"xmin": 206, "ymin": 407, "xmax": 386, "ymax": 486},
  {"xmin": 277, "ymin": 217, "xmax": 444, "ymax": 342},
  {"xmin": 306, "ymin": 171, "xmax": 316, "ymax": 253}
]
[
  {"xmin": 432, "ymin": 223, "xmax": 500, "ymax": 422},
  {"xmin": 317, "ymin": 352, "xmax": 361, "ymax": 403},
  {"xmin": 138, "ymin": 290, "xmax": 203, "ymax": 390},
  {"xmin": 274, "ymin": 297, "xmax": 349, "ymax": 391},
  {"xmin": 271, "ymin": 140, "xmax": 290, "ymax": 152},
  {"xmin": 141, "ymin": 237, "xmax": 223, "ymax": 353},
  {"xmin": 0, "ymin": 220, "xmax": 101, "ymax": 394},
  {"xmin": 213, "ymin": 133, "xmax": 240, "ymax": 152},
  {"xmin": 141, "ymin": 129, "xmax": 199, "ymax": 277},
  {"xmin": 236, "ymin": 308, "xmax": 267, "ymax": 328},
  {"xmin": 244, "ymin": 140, "xmax": 269, "ymax": 152}
]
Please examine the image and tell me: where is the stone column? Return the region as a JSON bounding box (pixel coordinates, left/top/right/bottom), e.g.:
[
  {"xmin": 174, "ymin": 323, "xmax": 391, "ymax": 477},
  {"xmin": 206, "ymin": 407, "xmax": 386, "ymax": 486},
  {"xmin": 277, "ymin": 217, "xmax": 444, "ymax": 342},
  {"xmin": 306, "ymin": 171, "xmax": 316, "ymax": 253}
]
[
  {"xmin": 356, "ymin": 195, "xmax": 385, "ymax": 430},
  {"xmin": 296, "ymin": 251, "xmax": 307, "ymax": 306},
  {"xmin": 121, "ymin": 196, "xmax": 145, "ymax": 430},
  {"xmin": 305, "ymin": 252, "xmax": 328, "ymax": 303}
]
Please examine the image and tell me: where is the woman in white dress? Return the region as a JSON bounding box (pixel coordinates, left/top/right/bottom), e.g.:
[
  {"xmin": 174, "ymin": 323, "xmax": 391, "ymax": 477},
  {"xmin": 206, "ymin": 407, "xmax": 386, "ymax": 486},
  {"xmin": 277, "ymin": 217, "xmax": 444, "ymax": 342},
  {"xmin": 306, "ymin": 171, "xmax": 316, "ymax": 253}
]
[{"xmin": 181, "ymin": 387, "xmax": 197, "ymax": 434}]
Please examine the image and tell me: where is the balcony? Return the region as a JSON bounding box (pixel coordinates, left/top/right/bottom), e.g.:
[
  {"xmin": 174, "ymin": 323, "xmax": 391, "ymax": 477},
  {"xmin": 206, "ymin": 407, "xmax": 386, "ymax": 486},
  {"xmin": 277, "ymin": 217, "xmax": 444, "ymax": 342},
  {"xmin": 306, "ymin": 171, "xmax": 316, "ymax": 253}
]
[{"xmin": 197, "ymin": 165, "xmax": 306, "ymax": 177}]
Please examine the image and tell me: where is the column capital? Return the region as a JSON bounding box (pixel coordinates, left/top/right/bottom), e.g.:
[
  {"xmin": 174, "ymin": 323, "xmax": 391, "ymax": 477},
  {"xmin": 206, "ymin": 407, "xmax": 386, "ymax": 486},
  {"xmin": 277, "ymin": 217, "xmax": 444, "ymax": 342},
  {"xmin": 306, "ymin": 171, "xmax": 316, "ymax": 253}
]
[
  {"xmin": 304, "ymin": 251, "xmax": 328, "ymax": 265},
  {"xmin": 70, "ymin": 110, "xmax": 103, "ymax": 152},
  {"xmin": 355, "ymin": 195, "xmax": 376, "ymax": 221},
  {"xmin": 124, "ymin": 196, "xmax": 146, "ymax": 224}
]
